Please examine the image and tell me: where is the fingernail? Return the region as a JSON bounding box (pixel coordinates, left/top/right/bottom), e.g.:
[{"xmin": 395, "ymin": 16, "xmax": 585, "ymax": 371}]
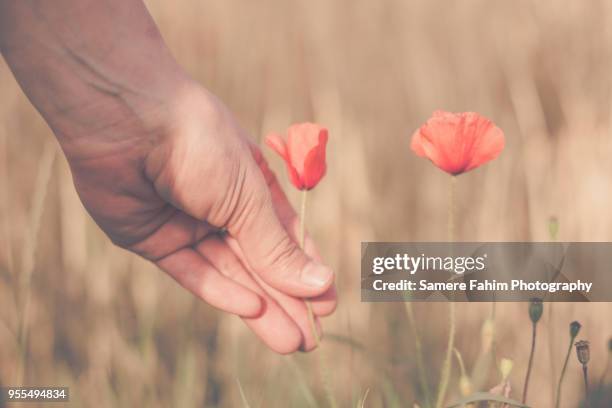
[{"xmin": 300, "ymin": 262, "xmax": 333, "ymax": 287}]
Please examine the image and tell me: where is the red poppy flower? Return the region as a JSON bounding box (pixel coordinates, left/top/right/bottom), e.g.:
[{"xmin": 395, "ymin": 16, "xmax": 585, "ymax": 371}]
[
  {"xmin": 411, "ymin": 110, "xmax": 505, "ymax": 175},
  {"xmin": 265, "ymin": 123, "xmax": 328, "ymax": 190}
]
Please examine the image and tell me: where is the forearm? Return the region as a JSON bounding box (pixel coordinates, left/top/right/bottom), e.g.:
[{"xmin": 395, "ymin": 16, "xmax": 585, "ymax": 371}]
[{"xmin": 0, "ymin": 0, "xmax": 189, "ymax": 156}]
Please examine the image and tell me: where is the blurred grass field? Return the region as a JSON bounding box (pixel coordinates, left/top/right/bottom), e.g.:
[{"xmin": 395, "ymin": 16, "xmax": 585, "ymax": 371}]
[{"xmin": 1, "ymin": 0, "xmax": 612, "ymax": 406}]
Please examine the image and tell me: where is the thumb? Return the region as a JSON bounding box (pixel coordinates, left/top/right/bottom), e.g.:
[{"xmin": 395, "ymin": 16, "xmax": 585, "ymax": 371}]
[
  {"xmin": 144, "ymin": 92, "xmax": 333, "ymax": 298},
  {"xmin": 226, "ymin": 148, "xmax": 334, "ymax": 298}
]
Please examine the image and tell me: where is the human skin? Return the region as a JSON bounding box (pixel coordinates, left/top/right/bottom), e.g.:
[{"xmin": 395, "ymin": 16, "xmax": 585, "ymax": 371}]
[{"xmin": 0, "ymin": 0, "xmax": 337, "ymax": 353}]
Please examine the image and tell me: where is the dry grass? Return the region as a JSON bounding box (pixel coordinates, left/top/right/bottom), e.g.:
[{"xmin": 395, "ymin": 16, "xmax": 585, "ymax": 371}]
[{"xmin": 1, "ymin": 0, "xmax": 612, "ymax": 406}]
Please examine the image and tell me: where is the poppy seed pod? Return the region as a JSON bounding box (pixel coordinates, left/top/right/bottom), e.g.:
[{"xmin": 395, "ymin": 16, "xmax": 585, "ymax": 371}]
[
  {"xmin": 528, "ymin": 298, "xmax": 543, "ymax": 324},
  {"xmin": 570, "ymin": 321, "xmax": 582, "ymax": 339},
  {"xmin": 575, "ymin": 340, "xmax": 590, "ymax": 365}
]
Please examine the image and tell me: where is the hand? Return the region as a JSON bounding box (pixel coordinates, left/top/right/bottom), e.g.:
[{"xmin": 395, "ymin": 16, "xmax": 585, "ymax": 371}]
[
  {"xmin": 64, "ymin": 84, "xmax": 337, "ymax": 353},
  {"xmin": 1, "ymin": 0, "xmax": 336, "ymax": 353}
]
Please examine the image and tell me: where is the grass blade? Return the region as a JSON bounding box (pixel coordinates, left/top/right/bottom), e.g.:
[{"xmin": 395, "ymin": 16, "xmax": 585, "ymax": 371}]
[
  {"xmin": 236, "ymin": 378, "xmax": 252, "ymax": 408},
  {"xmin": 356, "ymin": 388, "xmax": 370, "ymax": 408},
  {"xmin": 446, "ymin": 392, "xmax": 530, "ymax": 408}
]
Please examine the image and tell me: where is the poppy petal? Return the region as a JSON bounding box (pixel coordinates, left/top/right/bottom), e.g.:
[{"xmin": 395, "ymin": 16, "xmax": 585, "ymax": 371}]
[
  {"xmin": 411, "ymin": 111, "xmax": 504, "ymax": 175},
  {"xmin": 410, "ymin": 129, "xmax": 427, "ymax": 157},
  {"xmin": 265, "ymin": 123, "xmax": 328, "ymax": 191},
  {"xmin": 419, "ymin": 112, "xmax": 466, "ymax": 174},
  {"xmin": 285, "ymin": 161, "xmax": 304, "ymax": 190},
  {"xmin": 265, "ymin": 133, "xmax": 289, "ymax": 160},
  {"xmin": 464, "ymin": 124, "xmax": 505, "ymax": 172},
  {"xmin": 302, "ymin": 128, "xmax": 328, "ymax": 189},
  {"xmin": 286, "ymin": 123, "xmax": 325, "ymax": 175}
]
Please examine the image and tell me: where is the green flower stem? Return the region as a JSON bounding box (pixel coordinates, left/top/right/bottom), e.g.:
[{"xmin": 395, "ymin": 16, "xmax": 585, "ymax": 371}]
[
  {"xmin": 597, "ymin": 345, "xmax": 611, "ymax": 391},
  {"xmin": 582, "ymin": 365, "xmax": 590, "ymax": 408},
  {"xmin": 406, "ymin": 303, "xmax": 433, "ymax": 407},
  {"xmin": 548, "ymin": 218, "xmax": 559, "ymax": 403},
  {"xmin": 299, "ymin": 189, "xmax": 337, "ymax": 408},
  {"xmin": 555, "ymin": 334, "xmax": 577, "ymax": 408},
  {"xmin": 436, "ymin": 175, "xmax": 457, "ymax": 408},
  {"xmin": 436, "ymin": 302, "xmax": 456, "ymax": 408},
  {"xmin": 522, "ymin": 321, "xmax": 537, "ymax": 404},
  {"xmin": 299, "ymin": 190, "xmax": 308, "ymax": 249},
  {"xmin": 300, "ymin": 190, "xmax": 318, "ymax": 346},
  {"xmin": 448, "ymin": 175, "xmax": 456, "ymax": 242}
]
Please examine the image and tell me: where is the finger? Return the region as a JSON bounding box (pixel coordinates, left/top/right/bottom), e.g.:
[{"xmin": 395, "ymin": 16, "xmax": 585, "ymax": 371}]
[
  {"xmin": 266, "ymin": 169, "xmax": 338, "ymax": 315},
  {"xmin": 226, "ymin": 148, "xmax": 334, "ymax": 298},
  {"xmin": 309, "ymin": 286, "xmax": 338, "ymax": 317},
  {"xmin": 251, "ymin": 273, "xmax": 323, "ymax": 352},
  {"xmin": 156, "ymin": 247, "xmax": 261, "ymax": 317},
  {"xmin": 129, "ymin": 210, "xmax": 212, "ymax": 260},
  {"xmin": 195, "ymin": 237, "xmax": 305, "ymax": 354},
  {"xmin": 252, "ymin": 145, "xmax": 338, "ymax": 314},
  {"xmin": 225, "ymin": 236, "xmax": 324, "ymax": 351}
]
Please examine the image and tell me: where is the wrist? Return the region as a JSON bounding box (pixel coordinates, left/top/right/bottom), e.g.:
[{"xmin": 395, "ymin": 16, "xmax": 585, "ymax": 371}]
[
  {"xmin": 0, "ymin": 0, "xmax": 197, "ymax": 160},
  {"xmin": 58, "ymin": 66, "xmax": 196, "ymax": 158}
]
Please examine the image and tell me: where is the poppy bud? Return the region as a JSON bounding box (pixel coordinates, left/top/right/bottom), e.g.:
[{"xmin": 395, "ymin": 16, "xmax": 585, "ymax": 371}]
[
  {"xmin": 500, "ymin": 358, "xmax": 513, "ymax": 381},
  {"xmin": 481, "ymin": 318, "xmax": 495, "ymax": 353},
  {"xmin": 265, "ymin": 123, "xmax": 328, "ymax": 191},
  {"xmin": 528, "ymin": 298, "xmax": 543, "ymax": 324},
  {"xmin": 570, "ymin": 321, "xmax": 581, "ymax": 339},
  {"xmin": 575, "ymin": 340, "xmax": 590, "ymax": 365},
  {"xmin": 608, "ymin": 337, "xmax": 612, "ymax": 352},
  {"xmin": 459, "ymin": 375, "xmax": 472, "ymax": 397},
  {"xmin": 548, "ymin": 216, "xmax": 559, "ymax": 240}
]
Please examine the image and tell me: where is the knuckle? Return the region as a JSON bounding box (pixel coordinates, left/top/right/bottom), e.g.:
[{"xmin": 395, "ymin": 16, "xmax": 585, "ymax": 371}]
[
  {"xmin": 260, "ymin": 233, "xmax": 303, "ymax": 275},
  {"xmin": 206, "ymin": 144, "xmax": 255, "ymax": 228},
  {"xmin": 226, "ymin": 170, "xmax": 271, "ymax": 231}
]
